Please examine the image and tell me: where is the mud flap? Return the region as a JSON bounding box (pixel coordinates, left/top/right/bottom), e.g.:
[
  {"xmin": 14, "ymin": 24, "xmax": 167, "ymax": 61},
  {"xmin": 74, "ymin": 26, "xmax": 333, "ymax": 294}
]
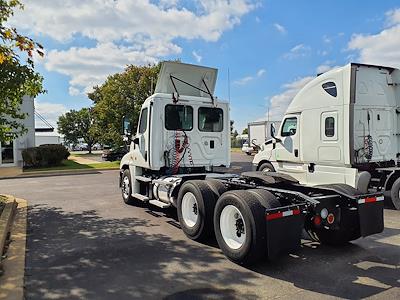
[
  {"xmin": 357, "ymin": 195, "xmax": 384, "ymax": 237},
  {"xmin": 265, "ymin": 204, "xmax": 306, "ymax": 259}
]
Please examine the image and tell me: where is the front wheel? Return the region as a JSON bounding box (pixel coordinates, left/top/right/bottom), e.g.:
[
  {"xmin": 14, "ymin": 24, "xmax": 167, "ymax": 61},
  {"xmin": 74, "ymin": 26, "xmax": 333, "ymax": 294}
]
[
  {"xmin": 121, "ymin": 169, "xmax": 135, "ymax": 205},
  {"xmin": 258, "ymin": 162, "xmax": 275, "ymax": 173}
]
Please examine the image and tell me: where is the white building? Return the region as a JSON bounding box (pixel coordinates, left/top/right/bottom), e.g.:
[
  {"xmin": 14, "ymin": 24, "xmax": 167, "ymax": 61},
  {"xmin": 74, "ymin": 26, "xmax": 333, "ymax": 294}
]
[
  {"xmin": 0, "ymin": 96, "xmax": 35, "ymax": 168},
  {"xmin": 35, "ymin": 130, "xmax": 64, "ymax": 146}
]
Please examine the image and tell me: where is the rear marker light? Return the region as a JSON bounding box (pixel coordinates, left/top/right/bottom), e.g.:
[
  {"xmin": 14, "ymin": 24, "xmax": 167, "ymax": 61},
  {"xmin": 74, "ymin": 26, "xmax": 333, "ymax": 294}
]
[
  {"xmin": 313, "ymin": 215, "xmax": 322, "ymax": 226},
  {"xmin": 358, "ymin": 196, "xmax": 384, "ymax": 204},
  {"xmin": 266, "ymin": 209, "xmax": 300, "ymax": 221},
  {"xmin": 327, "ymin": 213, "xmax": 335, "ymax": 224}
]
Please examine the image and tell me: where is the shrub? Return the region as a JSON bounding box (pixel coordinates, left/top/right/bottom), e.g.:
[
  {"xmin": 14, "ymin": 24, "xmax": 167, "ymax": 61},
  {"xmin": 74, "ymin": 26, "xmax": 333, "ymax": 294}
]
[{"xmin": 22, "ymin": 144, "xmax": 70, "ymax": 168}]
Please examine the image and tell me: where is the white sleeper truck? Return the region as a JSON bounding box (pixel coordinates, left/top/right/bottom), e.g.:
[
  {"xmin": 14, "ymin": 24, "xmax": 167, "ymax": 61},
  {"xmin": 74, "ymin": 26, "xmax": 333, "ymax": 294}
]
[
  {"xmin": 253, "ymin": 63, "xmax": 400, "ymax": 210},
  {"xmin": 243, "ymin": 121, "xmax": 282, "ymax": 155},
  {"xmin": 120, "ymin": 62, "xmax": 384, "ymax": 264}
]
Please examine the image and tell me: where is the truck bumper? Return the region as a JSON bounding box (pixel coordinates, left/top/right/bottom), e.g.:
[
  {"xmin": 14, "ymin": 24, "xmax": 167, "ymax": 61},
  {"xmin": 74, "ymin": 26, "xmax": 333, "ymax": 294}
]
[{"xmin": 265, "ymin": 204, "xmax": 306, "ymax": 259}]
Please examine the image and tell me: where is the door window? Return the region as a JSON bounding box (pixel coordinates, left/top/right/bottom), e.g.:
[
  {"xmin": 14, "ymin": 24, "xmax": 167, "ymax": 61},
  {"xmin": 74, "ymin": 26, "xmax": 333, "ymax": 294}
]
[
  {"xmin": 165, "ymin": 105, "xmax": 193, "ymax": 131},
  {"xmin": 138, "ymin": 108, "xmax": 148, "ymax": 134},
  {"xmin": 198, "ymin": 107, "xmax": 223, "ymax": 132},
  {"xmin": 281, "ymin": 117, "xmax": 297, "ymax": 137},
  {"xmin": 325, "ymin": 117, "xmax": 335, "ymax": 137},
  {"xmin": 321, "ymin": 112, "xmax": 338, "ymax": 141}
]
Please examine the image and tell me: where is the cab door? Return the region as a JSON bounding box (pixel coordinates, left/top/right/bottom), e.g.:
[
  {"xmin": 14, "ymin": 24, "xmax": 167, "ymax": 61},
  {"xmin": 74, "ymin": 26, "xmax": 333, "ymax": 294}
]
[
  {"xmin": 274, "ymin": 114, "xmax": 305, "ymax": 178},
  {"xmin": 132, "ymin": 106, "xmax": 150, "ymax": 168}
]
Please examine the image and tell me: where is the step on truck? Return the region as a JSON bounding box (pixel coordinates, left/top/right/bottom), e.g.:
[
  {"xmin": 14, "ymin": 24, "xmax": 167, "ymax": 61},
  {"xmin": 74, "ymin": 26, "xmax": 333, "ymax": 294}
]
[
  {"xmin": 253, "ymin": 63, "xmax": 400, "ymax": 210},
  {"xmin": 119, "ymin": 62, "xmax": 384, "ymax": 264}
]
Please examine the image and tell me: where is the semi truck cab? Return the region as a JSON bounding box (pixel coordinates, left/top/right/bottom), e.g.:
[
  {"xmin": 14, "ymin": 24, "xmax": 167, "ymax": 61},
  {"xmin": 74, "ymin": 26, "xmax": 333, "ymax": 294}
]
[{"xmin": 253, "ymin": 63, "xmax": 400, "ymax": 209}]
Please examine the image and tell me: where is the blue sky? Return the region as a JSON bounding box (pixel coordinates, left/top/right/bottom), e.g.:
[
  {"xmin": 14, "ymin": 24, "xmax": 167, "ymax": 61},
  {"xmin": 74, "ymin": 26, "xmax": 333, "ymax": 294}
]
[{"xmin": 10, "ymin": 0, "xmax": 400, "ymax": 132}]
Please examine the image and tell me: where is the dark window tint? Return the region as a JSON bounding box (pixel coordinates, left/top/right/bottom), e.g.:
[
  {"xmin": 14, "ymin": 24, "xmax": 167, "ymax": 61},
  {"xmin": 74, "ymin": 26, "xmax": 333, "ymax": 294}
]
[
  {"xmin": 281, "ymin": 117, "xmax": 297, "ymax": 137},
  {"xmin": 138, "ymin": 108, "xmax": 148, "ymax": 134},
  {"xmin": 198, "ymin": 107, "xmax": 223, "ymax": 132},
  {"xmin": 165, "ymin": 105, "xmax": 193, "ymax": 130},
  {"xmin": 322, "ymin": 82, "xmax": 337, "ymax": 97},
  {"xmin": 325, "ymin": 117, "xmax": 335, "ymax": 137}
]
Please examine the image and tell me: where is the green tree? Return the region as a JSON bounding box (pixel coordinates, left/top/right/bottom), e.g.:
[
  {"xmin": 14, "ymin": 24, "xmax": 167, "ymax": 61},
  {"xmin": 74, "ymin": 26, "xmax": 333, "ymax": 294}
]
[
  {"xmin": 242, "ymin": 128, "xmax": 248, "ymax": 135},
  {"xmin": 88, "ymin": 64, "xmax": 160, "ymax": 146},
  {"xmin": 58, "ymin": 108, "xmax": 98, "ymax": 154},
  {"xmin": 0, "ymin": 0, "xmax": 44, "ymax": 141}
]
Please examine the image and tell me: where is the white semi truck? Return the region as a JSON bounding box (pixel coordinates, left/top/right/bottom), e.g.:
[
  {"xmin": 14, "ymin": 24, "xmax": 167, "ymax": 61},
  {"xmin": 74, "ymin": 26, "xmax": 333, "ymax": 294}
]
[
  {"xmin": 243, "ymin": 121, "xmax": 282, "ymax": 155},
  {"xmin": 120, "ymin": 62, "xmax": 384, "ymax": 264},
  {"xmin": 253, "ymin": 63, "xmax": 400, "ymax": 210}
]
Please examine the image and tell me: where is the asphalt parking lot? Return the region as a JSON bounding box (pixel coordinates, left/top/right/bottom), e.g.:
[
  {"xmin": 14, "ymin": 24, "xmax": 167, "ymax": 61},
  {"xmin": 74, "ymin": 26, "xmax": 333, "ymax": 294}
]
[{"xmin": 0, "ymin": 152, "xmax": 399, "ymax": 299}]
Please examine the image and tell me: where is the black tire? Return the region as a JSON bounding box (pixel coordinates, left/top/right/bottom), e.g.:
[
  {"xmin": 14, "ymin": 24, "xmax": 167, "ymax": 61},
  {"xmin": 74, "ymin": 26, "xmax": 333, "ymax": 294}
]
[
  {"xmin": 214, "ymin": 190, "xmax": 269, "ymax": 265},
  {"xmin": 258, "ymin": 162, "xmax": 275, "ymax": 173},
  {"xmin": 246, "ymin": 189, "xmax": 281, "ymax": 209},
  {"xmin": 206, "ymin": 179, "xmax": 228, "ymax": 197},
  {"xmin": 177, "ymin": 180, "xmax": 218, "ymax": 241},
  {"xmin": 121, "ymin": 169, "xmax": 136, "ymax": 205},
  {"xmin": 389, "ymin": 177, "xmax": 400, "ymax": 210}
]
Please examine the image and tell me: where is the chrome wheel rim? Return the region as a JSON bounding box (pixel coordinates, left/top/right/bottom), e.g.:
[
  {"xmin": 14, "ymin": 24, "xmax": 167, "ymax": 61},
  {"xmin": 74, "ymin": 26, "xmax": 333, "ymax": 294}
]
[{"xmin": 122, "ymin": 176, "xmax": 130, "ymax": 198}]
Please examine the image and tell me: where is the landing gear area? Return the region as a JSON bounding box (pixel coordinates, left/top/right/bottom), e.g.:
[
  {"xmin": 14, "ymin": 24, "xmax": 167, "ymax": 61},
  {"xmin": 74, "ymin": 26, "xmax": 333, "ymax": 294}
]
[{"xmin": 120, "ymin": 170, "xmax": 385, "ymax": 265}]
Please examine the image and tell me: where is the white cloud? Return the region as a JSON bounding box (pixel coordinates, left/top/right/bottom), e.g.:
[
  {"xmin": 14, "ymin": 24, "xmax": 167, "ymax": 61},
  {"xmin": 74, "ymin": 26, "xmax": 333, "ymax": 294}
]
[
  {"xmin": 45, "ymin": 43, "xmax": 161, "ymax": 94},
  {"xmin": 266, "ymin": 76, "xmax": 313, "ymax": 121},
  {"xmin": 192, "ymin": 51, "xmax": 202, "ymax": 63},
  {"xmin": 234, "ymin": 76, "xmax": 254, "ymax": 85},
  {"xmin": 322, "ymin": 34, "xmax": 331, "ymax": 43},
  {"xmin": 68, "ymin": 86, "xmax": 82, "ymax": 96},
  {"xmin": 234, "ymin": 68, "xmax": 266, "ymax": 85},
  {"xmin": 273, "ymin": 23, "xmax": 287, "ymax": 34},
  {"xmin": 315, "ymin": 60, "xmax": 341, "ymax": 74},
  {"xmin": 10, "ymin": 0, "xmax": 256, "ymax": 92},
  {"xmin": 283, "ymin": 44, "xmax": 311, "ymax": 60},
  {"xmin": 34, "ymin": 101, "xmax": 68, "ymax": 128},
  {"xmin": 348, "ymin": 8, "xmax": 400, "ymax": 68},
  {"xmin": 386, "ymin": 8, "xmax": 400, "ymax": 25},
  {"xmin": 257, "ymin": 69, "xmax": 266, "ymax": 77},
  {"xmin": 255, "ymin": 16, "xmax": 261, "ymax": 23}
]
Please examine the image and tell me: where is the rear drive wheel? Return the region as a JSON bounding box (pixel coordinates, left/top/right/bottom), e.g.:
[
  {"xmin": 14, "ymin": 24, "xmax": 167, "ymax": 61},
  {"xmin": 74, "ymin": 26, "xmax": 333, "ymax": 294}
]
[
  {"xmin": 258, "ymin": 162, "xmax": 275, "ymax": 173},
  {"xmin": 389, "ymin": 177, "xmax": 400, "ymax": 210},
  {"xmin": 214, "ymin": 190, "xmax": 268, "ymax": 265},
  {"xmin": 121, "ymin": 169, "xmax": 135, "ymax": 205},
  {"xmin": 206, "ymin": 179, "xmax": 227, "ymax": 197},
  {"xmin": 177, "ymin": 180, "xmax": 218, "ymax": 241}
]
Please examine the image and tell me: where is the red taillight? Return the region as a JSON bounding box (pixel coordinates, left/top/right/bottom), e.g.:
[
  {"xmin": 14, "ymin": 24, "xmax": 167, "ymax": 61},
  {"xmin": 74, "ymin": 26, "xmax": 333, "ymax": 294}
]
[
  {"xmin": 313, "ymin": 215, "xmax": 322, "ymax": 226},
  {"xmin": 327, "ymin": 213, "xmax": 335, "ymax": 224}
]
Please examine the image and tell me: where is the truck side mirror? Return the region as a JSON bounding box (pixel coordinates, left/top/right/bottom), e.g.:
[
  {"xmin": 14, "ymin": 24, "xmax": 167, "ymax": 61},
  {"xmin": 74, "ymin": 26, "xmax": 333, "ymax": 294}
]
[
  {"xmin": 133, "ymin": 137, "xmax": 139, "ymax": 145},
  {"xmin": 122, "ymin": 116, "xmax": 132, "ymax": 136},
  {"xmin": 270, "ymin": 123, "xmax": 276, "ymax": 138}
]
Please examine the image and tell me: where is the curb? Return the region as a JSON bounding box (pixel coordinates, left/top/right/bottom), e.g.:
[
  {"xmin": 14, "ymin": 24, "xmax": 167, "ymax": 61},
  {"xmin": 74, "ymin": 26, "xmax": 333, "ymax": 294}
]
[
  {"xmin": 0, "ymin": 196, "xmax": 27, "ymax": 300},
  {"xmin": 0, "ymin": 167, "xmax": 119, "ymax": 180},
  {"xmin": 0, "ymin": 196, "xmax": 17, "ymax": 263}
]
